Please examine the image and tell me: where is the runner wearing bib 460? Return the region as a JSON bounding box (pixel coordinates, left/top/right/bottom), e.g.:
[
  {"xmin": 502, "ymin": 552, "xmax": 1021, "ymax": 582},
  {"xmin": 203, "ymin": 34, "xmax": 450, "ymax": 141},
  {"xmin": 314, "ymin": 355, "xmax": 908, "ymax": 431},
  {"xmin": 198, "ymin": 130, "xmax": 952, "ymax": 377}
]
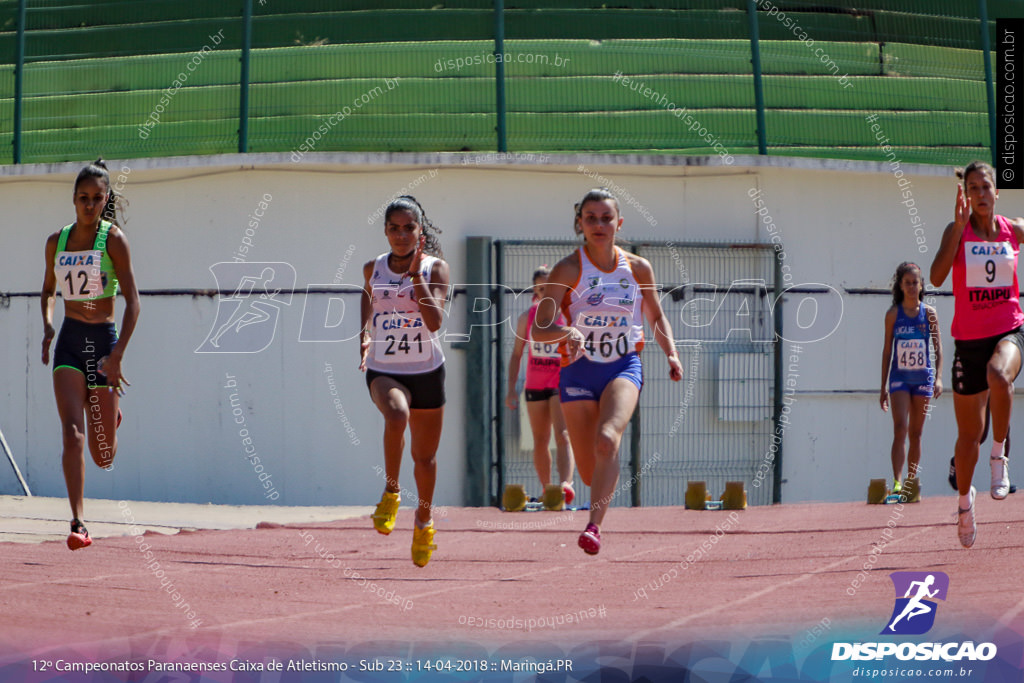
[
  {"xmin": 558, "ymin": 246, "xmax": 645, "ymax": 402},
  {"xmin": 533, "ymin": 189, "xmax": 683, "ymax": 557}
]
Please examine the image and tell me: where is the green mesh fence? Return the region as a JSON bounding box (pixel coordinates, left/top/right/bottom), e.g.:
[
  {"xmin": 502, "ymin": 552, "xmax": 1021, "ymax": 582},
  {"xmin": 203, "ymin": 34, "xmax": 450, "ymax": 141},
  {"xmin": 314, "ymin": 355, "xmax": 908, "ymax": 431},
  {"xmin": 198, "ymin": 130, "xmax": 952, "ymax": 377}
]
[{"xmin": 0, "ymin": 1, "xmax": 1014, "ymax": 165}]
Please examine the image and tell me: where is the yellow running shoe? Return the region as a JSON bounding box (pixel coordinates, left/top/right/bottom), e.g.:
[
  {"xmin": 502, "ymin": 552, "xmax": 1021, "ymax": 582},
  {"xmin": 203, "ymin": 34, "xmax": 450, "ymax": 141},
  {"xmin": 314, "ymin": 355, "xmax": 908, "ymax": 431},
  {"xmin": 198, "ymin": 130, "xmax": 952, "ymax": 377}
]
[
  {"xmin": 372, "ymin": 491, "xmax": 401, "ymax": 535},
  {"xmin": 411, "ymin": 521, "xmax": 436, "ymax": 567}
]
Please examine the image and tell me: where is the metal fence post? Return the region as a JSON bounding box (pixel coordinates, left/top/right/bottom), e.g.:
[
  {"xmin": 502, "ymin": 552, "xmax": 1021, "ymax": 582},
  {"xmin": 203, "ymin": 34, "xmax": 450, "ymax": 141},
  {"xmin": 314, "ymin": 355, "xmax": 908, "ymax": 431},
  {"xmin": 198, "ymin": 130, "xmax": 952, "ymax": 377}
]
[
  {"xmin": 980, "ymin": 0, "xmax": 998, "ymax": 167},
  {"xmin": 13, "ymin": 0, "xmax": 26, "ymax": 164},
  {"xmin": 239, "ymin": 0, "xmax": 252, "ymax": 153},
  {"xmin": 747, "ymin": 0, "xmax": 768, "ymax": 155},
  {"xmin": 494, "ymin": 0, "xmax": 507, "ymax": 152}
]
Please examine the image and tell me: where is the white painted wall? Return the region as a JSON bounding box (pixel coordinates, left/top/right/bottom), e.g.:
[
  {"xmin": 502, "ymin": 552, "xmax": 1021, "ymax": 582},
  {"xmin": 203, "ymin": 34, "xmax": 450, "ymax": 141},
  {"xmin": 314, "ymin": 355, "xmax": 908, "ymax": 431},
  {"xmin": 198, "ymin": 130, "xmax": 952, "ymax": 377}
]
[{"xmin": 1, "ymin": 152, "xmax": 1019, "ymax": 506}]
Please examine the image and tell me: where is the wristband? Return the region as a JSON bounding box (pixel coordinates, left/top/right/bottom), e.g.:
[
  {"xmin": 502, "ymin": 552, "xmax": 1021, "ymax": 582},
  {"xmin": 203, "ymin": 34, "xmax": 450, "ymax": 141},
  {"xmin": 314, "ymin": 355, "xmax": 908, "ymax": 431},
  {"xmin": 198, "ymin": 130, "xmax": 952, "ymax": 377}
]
[{"xmin": 407, "ymin": 271, "xmax": 424, "ymax": 279}]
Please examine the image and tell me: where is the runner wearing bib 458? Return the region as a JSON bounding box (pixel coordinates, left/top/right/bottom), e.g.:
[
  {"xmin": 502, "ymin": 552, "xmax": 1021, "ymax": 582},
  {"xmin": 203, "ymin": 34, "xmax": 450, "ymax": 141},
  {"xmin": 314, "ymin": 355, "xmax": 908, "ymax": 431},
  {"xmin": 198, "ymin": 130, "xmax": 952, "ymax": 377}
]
[
  {"xmin": 533, "ymin": 189, "xmax": 683, "ymax": 556},
  {"xmin": 879, "ymin": 262, "xmax": 943, "ymax": 499},
  {"xmin": 930, "ymin": 161, "xmax": 1024, "ymax": 548}
]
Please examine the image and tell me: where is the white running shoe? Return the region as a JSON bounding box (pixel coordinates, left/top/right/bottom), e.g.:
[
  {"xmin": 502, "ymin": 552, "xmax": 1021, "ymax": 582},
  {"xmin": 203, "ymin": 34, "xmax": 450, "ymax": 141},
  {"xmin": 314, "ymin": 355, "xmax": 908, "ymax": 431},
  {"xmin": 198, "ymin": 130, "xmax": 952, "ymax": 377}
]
[
  {"xmin": 957, "ymin": 486, "xmax": 976, "ymax": 548},
  {"xmin": 991, "ymin": 452, "xmax": 1010, "ymax": 500}
]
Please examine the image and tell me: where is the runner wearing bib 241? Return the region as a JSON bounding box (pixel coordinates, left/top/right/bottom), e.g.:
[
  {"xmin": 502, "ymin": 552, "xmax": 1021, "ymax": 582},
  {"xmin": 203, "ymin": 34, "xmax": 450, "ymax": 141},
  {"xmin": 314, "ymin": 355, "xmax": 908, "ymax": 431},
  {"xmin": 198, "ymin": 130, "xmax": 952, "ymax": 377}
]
[
  {"xmin": 533, "ymin": 188, "xmax": 683, "ymax": 556},
  {"xmin": 930, "ymin": 161, "xmax": 1024, "ymax": 548},
  {"xmin": 360, "ymin": 195, "xmax": 449, "ymax": 567}
]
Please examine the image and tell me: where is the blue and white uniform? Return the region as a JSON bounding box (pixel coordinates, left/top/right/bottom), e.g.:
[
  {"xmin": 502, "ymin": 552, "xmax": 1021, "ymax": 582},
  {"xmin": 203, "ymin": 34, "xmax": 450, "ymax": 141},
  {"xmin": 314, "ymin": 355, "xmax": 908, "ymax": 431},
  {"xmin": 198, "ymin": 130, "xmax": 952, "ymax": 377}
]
[
  {"xmin": 559, "ymin": 246, "xmax": 645, "ymax": 402},
  {"xmin": 889, "ymin": 304, "xmax": 934, "ymax": 397}
]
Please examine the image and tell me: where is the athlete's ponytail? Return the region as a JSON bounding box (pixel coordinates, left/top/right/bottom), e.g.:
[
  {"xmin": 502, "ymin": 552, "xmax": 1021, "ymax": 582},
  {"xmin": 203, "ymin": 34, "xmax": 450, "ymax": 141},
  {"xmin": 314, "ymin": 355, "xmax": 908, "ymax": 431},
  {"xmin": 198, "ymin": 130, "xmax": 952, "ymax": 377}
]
[
  {"xmin": 75, "ymin": 157, "xmax": 127, "ymax": 227},
  {"xmin": 955, "ymin": 161, "xmax": 996, "ymax": 187},
  {"xmin": 384, "ymin": 195, "xmax": 443, "ymax": 259}
]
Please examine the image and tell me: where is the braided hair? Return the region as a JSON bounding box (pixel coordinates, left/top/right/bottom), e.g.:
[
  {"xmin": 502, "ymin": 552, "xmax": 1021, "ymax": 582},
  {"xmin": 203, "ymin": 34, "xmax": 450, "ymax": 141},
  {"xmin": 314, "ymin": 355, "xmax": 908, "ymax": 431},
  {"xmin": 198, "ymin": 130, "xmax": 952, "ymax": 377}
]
[
  {"xmin": 74, "ymin": 158, "xmax": 127, "ymax": 227},
  {"xmin": 891, "ymin": 261, "xmax": 922, "ymax": 307},
  {"xmin": 384, "ymin": 195, "xmax": 443, "ymax": 259}
]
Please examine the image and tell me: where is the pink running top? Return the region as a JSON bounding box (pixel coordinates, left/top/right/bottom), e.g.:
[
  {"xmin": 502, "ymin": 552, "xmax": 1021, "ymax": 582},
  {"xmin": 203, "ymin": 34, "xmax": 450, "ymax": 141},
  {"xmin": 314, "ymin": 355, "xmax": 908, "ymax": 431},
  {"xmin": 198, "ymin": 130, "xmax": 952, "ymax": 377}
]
[
  {"xmin": 525, "ymin": 302, "xmax": 563, "ymax": 390},
  {"xmin": 951, "ymin": 215, "xmax": 1024, "ymax": 340}
]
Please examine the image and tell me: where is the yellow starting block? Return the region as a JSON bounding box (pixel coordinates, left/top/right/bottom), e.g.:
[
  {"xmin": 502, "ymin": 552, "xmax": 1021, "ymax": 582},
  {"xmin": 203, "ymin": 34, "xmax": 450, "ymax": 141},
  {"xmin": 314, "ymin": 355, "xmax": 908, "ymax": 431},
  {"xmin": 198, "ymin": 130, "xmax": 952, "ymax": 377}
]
[
  {"xmin": 902, "ymin": 477, "xmax": 921, "ymax": 503},
  {"xmin": 542, "ymin": 484, "xmax": 565, "ymax": 511},
  {"xmin": 503, "ymin": 484, "xmax": 527, "ymax": 512},
  {"xmin": 867, "ymin": 478, "xmax": 887, "ymax": 504},
  {"xmin": 721, "ymin": 481, "xmax": 748, "ymax": 510},
  {"xmin": 685, "ymin": 481, "xmax": 711, "ymax": 510}
]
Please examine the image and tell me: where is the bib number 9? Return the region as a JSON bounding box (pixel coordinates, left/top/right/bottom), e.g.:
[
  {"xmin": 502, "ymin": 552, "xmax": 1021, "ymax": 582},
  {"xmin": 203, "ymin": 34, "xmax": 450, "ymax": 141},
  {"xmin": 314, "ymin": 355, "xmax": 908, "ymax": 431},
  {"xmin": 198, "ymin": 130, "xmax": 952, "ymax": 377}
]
[{"xmin": 965, "ymin": 242, "xmax": 1013, "ymax": 288}]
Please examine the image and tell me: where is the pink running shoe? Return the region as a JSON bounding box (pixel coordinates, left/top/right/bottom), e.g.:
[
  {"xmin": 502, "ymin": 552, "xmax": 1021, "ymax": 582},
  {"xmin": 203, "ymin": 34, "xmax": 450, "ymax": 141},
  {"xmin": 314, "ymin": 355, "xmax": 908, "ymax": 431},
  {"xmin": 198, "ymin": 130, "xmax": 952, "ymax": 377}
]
[
  {"xmin": 67, "ymin": 519, "xmax": 92, "ymax": 551},
  {"xmin": 578, "ymin": 522, "xmax": 600, "ymax": 555}
]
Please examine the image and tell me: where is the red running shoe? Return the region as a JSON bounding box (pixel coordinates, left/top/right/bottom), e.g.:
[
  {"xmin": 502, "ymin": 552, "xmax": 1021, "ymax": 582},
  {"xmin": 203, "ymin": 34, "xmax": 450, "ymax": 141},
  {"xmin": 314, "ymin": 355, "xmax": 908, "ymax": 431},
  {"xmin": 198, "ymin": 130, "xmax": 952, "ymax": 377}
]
[
  {"xmin": 562, "ymin": 482, "xmax": 575, "ymax": 505},
  {"xmin": 578, "ymin": 522, "xmax": 600, "ymax": 555},
  {"xmin": 67, "ymin": 519, "xmax": 92, "ymax": 550}
]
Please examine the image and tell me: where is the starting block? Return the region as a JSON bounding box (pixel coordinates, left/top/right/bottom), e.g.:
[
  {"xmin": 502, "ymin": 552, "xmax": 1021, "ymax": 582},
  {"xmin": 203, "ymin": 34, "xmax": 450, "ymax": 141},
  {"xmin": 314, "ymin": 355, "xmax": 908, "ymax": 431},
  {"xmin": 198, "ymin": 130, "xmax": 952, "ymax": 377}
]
[
  {"xmin": 502, "ymin": 484, "xmax": 527, "ymax": 512},
  {"xmin": 542, "ymin": 484, "xmax": 565, "ymax": 511},
  {"xmin": 902, "ymin": 477, "xmax": 921, "ymax": 503},
  {"xmin": 685, "ymin": 481, "xmax": 711, "ymax": 510},
  {"xmin": 720, "ymin": 481, "xmax": 747, "ymax": 510},
  {"xmin": 867, "ymin": 478, "xmax": 887, "ymax": 504},
  {"xmin": 704, "ymin": 500, "xmax": 724, "ymax": 511}
]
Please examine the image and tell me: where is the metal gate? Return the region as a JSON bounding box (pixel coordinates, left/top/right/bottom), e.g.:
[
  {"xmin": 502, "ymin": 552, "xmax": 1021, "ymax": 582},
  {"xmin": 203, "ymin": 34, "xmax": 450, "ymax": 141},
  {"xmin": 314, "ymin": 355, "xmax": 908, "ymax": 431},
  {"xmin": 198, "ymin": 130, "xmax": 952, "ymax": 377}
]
[{"xmin": 493, "ymin": 239, "xmax": 781, "ymax": 507}]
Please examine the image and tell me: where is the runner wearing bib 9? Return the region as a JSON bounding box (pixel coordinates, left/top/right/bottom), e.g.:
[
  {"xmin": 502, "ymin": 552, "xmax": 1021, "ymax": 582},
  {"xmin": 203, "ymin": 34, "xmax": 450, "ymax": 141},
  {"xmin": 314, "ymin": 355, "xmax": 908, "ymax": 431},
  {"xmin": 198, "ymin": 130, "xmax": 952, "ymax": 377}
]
[
  {"xmin": 533, "ymin": 188, "xmax": 683, "ymax": 555},
  {"xmin": 360, "ymin": 196, "xmax": 449, "ymax": 567},
  {"xmin": 930, "ymin": 161, "xmax": 1024, "ymax": 548},
  {"xmin": 40, "ymin": 159, "xmax": 141, "ymax": 551},
  {"xmin": 879, "ymin": 262, "xmax": 942, "ymax": 497},
  {"xmin": 504, "ymin": 266, "xmax": 576, "ymax": 503}
]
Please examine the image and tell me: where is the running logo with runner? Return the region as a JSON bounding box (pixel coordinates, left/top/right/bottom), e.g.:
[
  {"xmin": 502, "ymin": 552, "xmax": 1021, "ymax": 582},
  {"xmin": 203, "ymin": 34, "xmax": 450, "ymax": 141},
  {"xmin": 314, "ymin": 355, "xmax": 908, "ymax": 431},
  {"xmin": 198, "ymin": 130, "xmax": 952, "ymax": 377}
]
[
  {"xmin": 881, "ymin": 571, "xmax": 949, "ymax": 635},
  {"xmin": 196, "ymin": 262, "xmax": 296, "ymax": 353}
]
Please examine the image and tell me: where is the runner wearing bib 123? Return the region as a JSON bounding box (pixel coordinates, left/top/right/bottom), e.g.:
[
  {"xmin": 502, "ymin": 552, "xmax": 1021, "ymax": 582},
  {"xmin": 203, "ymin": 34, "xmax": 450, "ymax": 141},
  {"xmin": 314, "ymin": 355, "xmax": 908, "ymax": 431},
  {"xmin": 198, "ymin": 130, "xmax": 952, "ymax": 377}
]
[{"xmin": 559, "ymin": 246, "xmax": 644, "ymax": 402}]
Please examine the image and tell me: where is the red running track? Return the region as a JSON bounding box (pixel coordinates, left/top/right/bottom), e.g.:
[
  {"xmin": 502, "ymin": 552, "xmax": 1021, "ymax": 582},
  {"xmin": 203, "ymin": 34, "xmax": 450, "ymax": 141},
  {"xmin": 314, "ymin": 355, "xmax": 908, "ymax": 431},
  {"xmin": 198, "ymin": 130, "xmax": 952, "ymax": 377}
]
[{"xmin": 1, "ymin": 496, "xmax": 1022, "ymax": 679}]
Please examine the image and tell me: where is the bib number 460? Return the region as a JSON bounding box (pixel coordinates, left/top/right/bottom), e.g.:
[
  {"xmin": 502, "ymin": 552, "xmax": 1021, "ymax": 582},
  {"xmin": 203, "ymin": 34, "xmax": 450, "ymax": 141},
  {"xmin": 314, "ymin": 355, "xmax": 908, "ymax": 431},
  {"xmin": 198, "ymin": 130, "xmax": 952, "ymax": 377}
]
[{"xmin": 584, "ymin": 331, "xmax": 627, "ymax": 359}]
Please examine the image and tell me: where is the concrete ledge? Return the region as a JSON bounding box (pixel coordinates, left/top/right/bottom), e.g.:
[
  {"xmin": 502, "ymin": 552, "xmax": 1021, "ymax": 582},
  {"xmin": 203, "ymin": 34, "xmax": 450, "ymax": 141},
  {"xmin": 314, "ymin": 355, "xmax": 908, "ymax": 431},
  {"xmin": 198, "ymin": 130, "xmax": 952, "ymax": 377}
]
[
  {"xmin": 0, "ymin": 495, "xmax": 373, "ymax": 545},
  {"xmin": 0, "ymin": 151, "xmax": 954, "ymax": 180}
]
